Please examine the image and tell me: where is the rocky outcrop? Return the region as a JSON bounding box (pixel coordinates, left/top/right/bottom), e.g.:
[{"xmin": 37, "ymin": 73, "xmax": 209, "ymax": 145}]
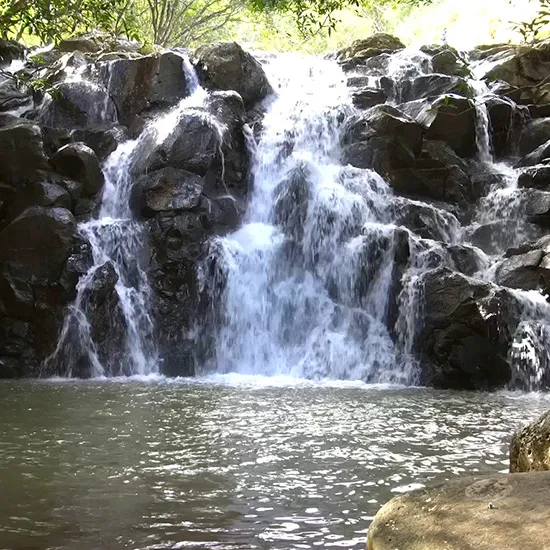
[
  {"xmin": 193, "ymin": 42, "xmax": 271, "ymax": 107},
  {"xmin": 510, "ymin": 409, "xmax": 550, "ymax": 472},
  {"xmin": 418, "ymin": 267, "xmax": 520, "ymax": 390},
  {"xmin": 335, "ymin": 33, "xmax": 405, "ymax": 69},
  {"xmin": 367, "ymin": 471, "xmax": 550, "ymax": 550}
]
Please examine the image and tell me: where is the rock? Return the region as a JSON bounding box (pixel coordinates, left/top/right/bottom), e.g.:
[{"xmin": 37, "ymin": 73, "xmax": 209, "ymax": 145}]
[
  {"xmin": 421, "ymin": 139, "xmax": 469, "ymax": 173},
  {"xmin": 495, "ymin": 249, "xmax": 550, "ymax": 295},
  {"xmin": 193, "ymin": 42, "xmax": 271, "ymax": 107},
  {"xmin": 342, "ymin": 105, "xmax": 423, "ymax": 176},
  {"xmin": 350, "ymin": 87, "xmax": 387, "ymax": 109},
  {"xmin": 403, "ymin": 95, "xmax": 477, "ymax": 158},
  {"xmin": 389, "ymin": 165, "xmax": 472, "ymax": 205},
  {"xmin": 510, "ymin": 410, "xmax": 550, "ymax": 473},
  {"xmin": 0, "ymin": 76, "xmax": 32, "ymax": 114},
  {"xmin": 0, "ymin": 206, "xmax": 76, "ymax": 283},
  {"xmin": 0, "ymin": 39, "xmax": 25, "ymax": 65},
  {"xmin": 468, "ymin": 220, "xmax": 543, "ymax": 255},
  {"xmin": 335, "ymin": 33, "xmax": 405, "ymax": 69},
  {"xmin": 101, "ymin": 52, "xmax": 191, "ymax": 127},
  {"xmin": 486, "ymin": 96, "xmax": 526, "ymax": 158},
  {"xmin": 516, "ymin": 139, "xmax": 550, "ymax": 167},
  {"xmin": 421, "ymin": 44, "xmax": 469, "ymax": 77},
  {"xmin": 367, "ymin": 471, "xmax": 550, "ymax": 550},
  {"xmin": 133, "ymin": 167, "xmax": 204, "ymax": 216},
  {"xmin": 71, "ymin": 125, "xmax": 129, "ymax": 161},
  {"xmin": 400, "ymin": 74, "xmax": 472, "ymax": 102},
  {"xmin": 519, "ymin": 118, "xmax": 550, "ymax": 156},
  {"xmin": 0, "ymin": 117, "xmax": 48, "ymax": 187},
  {"xmin": 49, "ymin": 143, "xmax": 104, "ymax": 197},
  {"xmin": 59, "ymin": 32, "xmax": 141, "ymax": 55},
  {"xmin": 518, "ymin": 166, "xmax": 550, "ymax": 190},
  {"xmin": 447, "ymin": 244, "xmax": 487, "ymax": 276},
  {"xmin": 481, "ymin": 42, "xmax": 550, "ymax": 88},
  {"xmin": 154, "ymin": 111, "xmax": 222, "ymax": 176},
  {"xmin": 40, "ymin": 80, "xmax": 117, "ymax": 130},
  {"xmin": 391, "ymin": 198, "xmax": 460, "ymax": 242},
  {"xmin": 419, "ymin": 267, "xmax": 520, "ymax": 390}
]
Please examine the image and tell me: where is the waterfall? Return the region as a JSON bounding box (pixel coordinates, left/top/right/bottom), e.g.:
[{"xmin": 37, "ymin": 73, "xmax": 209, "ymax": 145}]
[
  {"xmin": 201, "ymin": 54, "xmax": 414, "ymax": 383},
  {"xmin": 46, "ymin": 56, "xmax": 206, "ymax": 378}
]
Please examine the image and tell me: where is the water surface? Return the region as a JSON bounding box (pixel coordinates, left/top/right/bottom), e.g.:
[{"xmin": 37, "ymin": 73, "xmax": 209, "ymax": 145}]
[{"xmin": 0, "ymin": 378, "xmax": 548, "ymax": 549}]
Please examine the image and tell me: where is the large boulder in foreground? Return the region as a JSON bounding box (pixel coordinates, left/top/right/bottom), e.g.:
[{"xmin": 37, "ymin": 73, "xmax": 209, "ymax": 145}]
[
  {"xmin": 193, "ymin": 42, "xmax": 271, "ymax": 107},
  {"xmin": 418, "ymin": 267, "xmax": 520, "ymax": 390},
  {"xmin": 367, "ymin": 471, "xmax": 550, "ymax": 550},
  {"xmin": 510, "ymin": 409, "xmax": 550, "ymax": 473}
]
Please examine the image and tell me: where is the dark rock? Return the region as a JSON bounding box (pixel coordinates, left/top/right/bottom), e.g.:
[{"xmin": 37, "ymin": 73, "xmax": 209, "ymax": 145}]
[
  {"xmin": 193, "ymin": 42, "xmax": 271, "ymax": 107},
  {"xmin": 446, "ymin": 244, "xmax": 486, "ymax": 276},
  {"xmin": 421, "ymin": 45, "xmax": 469, "ymax": 77},
  {"xmin": 528, "ymin": 104, "xmax": 550, "ymax": 118},
  {"xmin": 101, "ymin": 52, "xmax": 190, "ymax": 127},
  {"xmin": 519, "ymin": 118, "xmax": 550, "ymax": 156},
  {"xmin": 50, "ymin": 142, "xmax": 104, "ymax": 196},
  {"xmin": 0, "ymin": 117, "xmax": 48, "ymax": 186},
  {"xmin": 351, "ymin": 87, "xmax": 387, "ymax": 109},
  {"xmin": 40, "ymin": 80, "xmax": 117, "ymax": 130},
  {"xmin": 0, "ymin": 206, "xmax": 76, "ymax": 283},
  {"xmin": 419, "ymin": 267, "xmax": 520, "ymax": 390},
  {"xmin": 335, "ymin": 33, "xmax": 405, "ymax": 69},
  {"xmin": 495, "ymin": 249, "xmax": 550, "ymax": 296},
  {"xmin": 134, "ymin": 167, "xmax": 204, "ymax": 216},
  {"xmin": 486, "ymin": 96, "xmax": 526, "ymax": 158},
  {"xmin": 0, "ymin": 39, "xmax": 25, "ymax": 65},
  {"xmin": 58, "ymin": 36, "xmax": 100, "ymax": 54},
  {"xmin": 0, "ymin": 76, "xmax": 32, "ymax": 114},
  {"xmin": 402, "ymin": 95, "xmax": 477, "ymax": 158},
  {"xmin": 523, "ymin": 189, "xmax": 550, "ymax": 227},
  {"xmin": 516, "ymin": 139, "xmax": 550, "ymax": 167},
  {"xmin": 421, "ymin": 139, "xmax": 469, "ymax": 173},
  {"xmin": 468, "ymin": 220, "xmax": 543, "ymax": 255},
  {"xmin": 518, "ymin": 166, "xmax": 550, "ymax": 190},
  {"xmin": 400, "ymin": 74, "xmax": 472, "ymax": 102},
  {"xmin": 0, "ymin": 357, "xmax": 19, "ymax": 378},
  {"xmin": 71, "ymin": 125, "xmax": 129, "ymax": 161}
]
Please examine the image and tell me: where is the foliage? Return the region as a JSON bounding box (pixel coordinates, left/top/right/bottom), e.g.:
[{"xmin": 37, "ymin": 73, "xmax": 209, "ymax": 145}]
[{"xmin": 511, "ymin": 0, "xmax": 550, "ymax": 42}]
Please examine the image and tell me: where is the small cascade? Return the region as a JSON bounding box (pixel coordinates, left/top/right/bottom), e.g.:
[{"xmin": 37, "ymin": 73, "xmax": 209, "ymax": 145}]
[{"xmin": 46, "ymin": 56, "xmax": 209, "ymax": 377}]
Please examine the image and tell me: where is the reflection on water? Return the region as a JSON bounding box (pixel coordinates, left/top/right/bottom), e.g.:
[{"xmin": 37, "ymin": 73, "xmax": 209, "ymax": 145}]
[{"xmin": 0, "ymin": 378, "xmax": 549, "ymax": 549}]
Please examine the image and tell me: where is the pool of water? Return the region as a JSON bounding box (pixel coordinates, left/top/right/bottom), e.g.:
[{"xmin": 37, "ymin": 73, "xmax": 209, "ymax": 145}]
[{"xmin": 0, "ymin": 376, "xmax": 548, "ymax": 549}]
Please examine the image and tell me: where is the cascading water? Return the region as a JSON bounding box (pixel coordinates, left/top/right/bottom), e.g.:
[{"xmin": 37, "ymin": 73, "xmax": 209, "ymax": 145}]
[
  {"xmin": 46, "ymin": 55, "xmax": 207, "ymax": 377},
  {"xmin": 202, "ymin": 55, "xmax": 415, "ymax": 383}
]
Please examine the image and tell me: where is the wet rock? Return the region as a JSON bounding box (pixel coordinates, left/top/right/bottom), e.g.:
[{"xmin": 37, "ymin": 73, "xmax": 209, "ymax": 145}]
[
  {"xmin": 342, "ymin": 105, "xmax": 423, "ymax": 176},
  {"xmin": 421, "ymin": 44, "xmax": 469, "ymax": 77},
  {"xmin": 390, "ymin": 165, "xmax": 472, "ymax": 205},
  {"xmin": 0, "ymin": 206, "xmax": 76, "ymax": 283},
  {"xmin": 350, "ymin": 87, "xmax": 387, "ymax": 109},
  {"xmin": 495, "ymin": 249, "xmax": 550, "ymax": 296},
  {"xmin": 335, "ymin": 33, "xmax": 405, "ymax": 69},
  {"xmin": 0, "ymin": 39, "xmax": 25, "ymax": 65},
  {"xmin": 0, "ymin": 117, "xmax": 48, "ymax": 187},
  {"xmin": 0, "ymin": 76, "xmax": 32, "ymax": 114},
  {"xmin": 400, "ymin": 74, "xmax": 472, "ymax": 102},
  {"xmin": 49, "ymin": 142, "xmax": 104, "ymax": 197},
  {"xmin": 486, "ymin": 96, "xmax": 526, "ymax": 157},
  {"xmin": 468, "ymin": 220, "xmax": 543, "ymax": 256},
  {"xmin": 519, "ymin": 118, "xmax": 550, "ymax": 156},
  {"xmin": 40, "ymin": 80, "xmax": 117, "ymax": 130},
  {"xmin": 0, "ymin": 357, "xmax": 19, "ymax": 378},
  {"xmin": 134, "ymin": 167, "xmax": 204, "ymax": 216},
  {"xmin": 421, "ymin": 139, "xmax": 469, "ymax": 173},
  {"xmin": 71, "ymin": 125, "xmax": 129, "ymax": 161},
  {"xmin": 446, "ymin": 244, "xmax": 486, "ymax": 276},
  {"xmin": 419, "ymin": 267, "xmax": 520, "ymax": 390},
  {"xmin": 515, "ymin": 139, "xmax": 550, "ymax": 167},
  {"xmin": 102, "ymin": 51, "xmax": 190, "ymax": 127},
  {"xmin": 59, "ymin": 32, "xmax": 142, "ymax": 55},
  {"xmin": 194, "ymin": 42, "xmax": 271, "ymax": 107},
  {"xmin": 510, "ymin": 410, "xmax": 550, "ymax": 472},
  {"xmin": 402, "ymin": 95, "xmax": 477, "ymax": 158},
  {"xmin": 518, "ymin": 165, "xmax": 550, "ymax": 190},
  {"xmin": 481, "ymin": 42, "xmax": 550, "ymax": 88},
  {"xmin": 367, "ymin": 471, "xmax": 550, "ymax": 550}
]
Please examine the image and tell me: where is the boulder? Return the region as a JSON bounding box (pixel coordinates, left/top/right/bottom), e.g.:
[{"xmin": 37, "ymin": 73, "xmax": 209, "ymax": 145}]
[
  {"xmin": 468, "ymin": 220, "xmax": 543, "ymax": 255},
  {"xmin": 40, "ymin": 80, "xmax": 117, "ymax": 130},
  {"xmin": 367, "ymin": 471, "xmax": 550, "ymax": 550},
  {"xmin": 519, "ymin": 118, "xmax": 550, "ymax": 156},
  {"xmin": 0, "ymin": 117, "xmax": 48, "ymax": 187},
  {"xmin": 193, "ymin": 42, "xmax": 271, "ymax": 107},
  {"xmin": 71, "ymin": 125, "xmax": 129, "ymax": 161},
  {"xmin": 518, "ymin": 165, "xmax": 550, "ymax": 190},
  {"xmin": 102, "ymin": 51, "xmax": 191, "ymax": 127},
  {"xmin": 400, "ymin": 74, "xmax": 472, "ymax": 102},
  {"xmin": 510, "ymin": 410, "xmax": 550, "ymax": 473},
  {"xmin": 486, "ymin": 96, "xmax": 526, "ymax": 158},
  {"xmin": 58, "ymin": 33, "xmax": 142, "ymax": 55},
  {"xmin": 0, "ymin": 206, "xmax": 76, "ymax": 283},
  {"xmin": 49, "ymin": 142, "xmax": 104, "ymax": 197},
  {"xmin": 0, "ymin": 76, "xmax": 32, "ymax": 114},
  {"xmin": 402, "ymin": 95, "xmax": 477, "ymax": 158},
  {"xmin": 421, "ymin": 44, "xmax": 469, "ymax": 77},
  {"xmin": 0, "ymin": 39, "xmax": 25, "ymax": 65},
  {"xmin": 335, "ymin": 33, "xmax": 405, "ymax": 69},
  {"xmin": 133, "ymin": 167, "xmax": 204, "ymax": 216},
  {"xmin": 350, "ymin": 87, "xmax": 387, "ymax": 109},
  {"xmin": 523, "ymin": 189, "xmax": 550, "ymax": 227},
  {"xmin": 418, "ymin": 267, "xmax": 520, "ymax": 389},
  {"xmin": 495, "ymin": 249, "xmax": 550, "ymax": 296},
  {"xmin": 516, "ymin": 139, "xmax": 550, "ymax": 167}
]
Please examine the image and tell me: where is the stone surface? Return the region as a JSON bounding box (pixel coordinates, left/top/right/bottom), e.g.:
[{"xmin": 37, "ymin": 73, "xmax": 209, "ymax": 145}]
[
  {"xmin": 510, "ymin": 409, "xmax": 550, "ymax": 473},
  {"xmin": 335, "ymin": 33, "xmax": 405, "ymax": 69},
  {"xmin": 194, "ymin": 42, "xmax": 271, "ymax": 107},
  {"xmin": 367, "ymin": 471, "xmax": 550, "ymax": 550}
]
